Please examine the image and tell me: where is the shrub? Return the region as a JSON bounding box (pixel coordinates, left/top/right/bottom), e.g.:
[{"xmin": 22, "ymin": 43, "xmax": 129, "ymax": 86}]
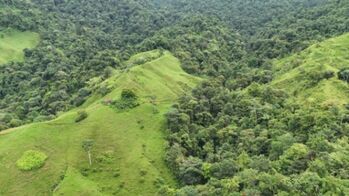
[
  {"xmin": 113, "ymin": 171, "xmax": 120, "ymax": 177},
  {"xmin": 111, "ymin": 89, "xmax": 139, "ymax": 110},
  {"xmin": 121, "ymin": 89, "xmax": 137, "ymax": 100},
  {"xmin": 140, "ymin": 169, "xmax": 147, "ymax": 176},
  {"xmin": 73, "ymin": 96, "xmax": 86, "ymax": 107},
  {"xmin": 80, "ymin": 167, "xmax": 90, "ymax": 176},
  {"xmin": 97, "ymin": 86, "xmax": 112, "ymax": 96},
  {"xmin": 75, "ymin": 110, "xmax": 88, "ymax": 122},
  {"xmin": 96, "ymin": 151, "xmax": 114, "ymax": 164},
  {"xmin": 73, "ymin": 88, "xmax": 91, "ymax": 106},
  {"xmin": 9, "ymin": 119, "xmax": 23, "ymax": 128},
  {"xmin": 139, "ymin": 177, "xmax": 145, "ymax": 183},
  {"xmin": 16, "ymin": 150, "xmax": 48, "ymax": 171},
  {"xmin": 338, "ymin": 68, "xmax": 349, "ymax": 83},
  {"xmin": 307, "ymin": 69, "xmax": 335, "ymax": 87},
  {"xmin": 0, "ymin": 123, "xmax": 8, "ymax": 131}
]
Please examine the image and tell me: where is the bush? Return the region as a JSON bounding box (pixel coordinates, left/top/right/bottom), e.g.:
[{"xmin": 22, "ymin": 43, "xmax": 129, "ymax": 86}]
[
  {"xmin": 338, "ymin": 68, "xmax": 349, "ymax": 83},
  {"xmin": 96, "ymin": 151, "xmax": 114, "ymax": 164},
  {"xmin": 307, "ymin": 70, "xmax": 335, "ymax": 86},
  {"xmin": 140, "ymin": 169, "xmax": 147, "ymax": 176},
  {"xmin": 97, "ymin": 86, "xmax": 112, "ymax": 96},
  {"xmin": 0, "ymin": 123, "xmax": 8, "ymax": 131},
  {"xmin": 9, "ymin": 119, "xmax": 22, "ymax": 128},
  {"xmin": 121, "ymin": 89, "xmax": 137, "ymax": 100},
  {"xmin": 75, "ymin": 110, "xmax": 88, "ymax": 122},
  {"xmin": 111, "ymin": 89, "xmax": 139, "ymax": 110},
  {"xmin": 16, "ymin": 150, "xmax": 48, "ymax": 171}
]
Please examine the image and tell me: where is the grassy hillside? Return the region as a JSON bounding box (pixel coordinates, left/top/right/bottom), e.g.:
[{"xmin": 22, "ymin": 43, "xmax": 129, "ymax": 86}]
[
  {"xmin": 272, "ymin": 33, "xmax": 349, "ymax": 107},
  {"xmin": 0, "ymin": 29, "xmax": 39, "ymax": 65},
  {"xmin": 0, "ymin": 51, "xmax": 200, "ymax": 195}
]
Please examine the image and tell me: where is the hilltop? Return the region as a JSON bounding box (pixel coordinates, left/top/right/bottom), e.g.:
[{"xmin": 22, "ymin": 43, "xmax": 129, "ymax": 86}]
[
  {"xmin": 272, "ymin": 33, "xmax": 349, "ymax": 107},
  {"xmin": 0, "ymin": 50, "xmax": 200, "ymax": 195}
]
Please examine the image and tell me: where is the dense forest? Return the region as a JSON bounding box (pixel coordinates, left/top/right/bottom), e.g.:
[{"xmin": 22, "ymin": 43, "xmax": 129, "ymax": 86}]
[
  {"xmin": 0, "ymin": 0, "xmax": 348, "ymax": 128},
  {"xmin": 1, "ymin": 0, "xmax": 349, "ymax": 195}
]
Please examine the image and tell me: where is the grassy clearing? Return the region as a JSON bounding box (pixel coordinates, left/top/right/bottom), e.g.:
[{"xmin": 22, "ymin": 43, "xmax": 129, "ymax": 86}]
[
  {"xmin": 54, "ymin": 167, "xmax": 102, "ymax": 196},
  {"xmin": 0, "ymin": 29, "xmax": 39, "ymax": 65},
  {"xmin": 0, "ymin": 51, "xmax": 200, "ymax": 195},
  {"xmin": 272, "ymin": 33, "xmax": 349, "ymax": 107}
]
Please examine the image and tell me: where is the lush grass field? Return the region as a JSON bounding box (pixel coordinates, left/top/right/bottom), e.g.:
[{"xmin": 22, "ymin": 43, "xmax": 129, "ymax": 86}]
[
  {"xmin": 0, "ymin": 51, "xmax": 200, "ymax": 195},
  {"xmin": 0, "ymin": 29, "xmax": 39, "ymax": 65},
  {"xmin": 272, "ymin": 33, "xmax": 349, "ymax": 107}
]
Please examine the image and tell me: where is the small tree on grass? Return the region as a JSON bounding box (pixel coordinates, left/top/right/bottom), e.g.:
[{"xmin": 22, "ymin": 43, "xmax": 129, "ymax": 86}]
[
  {"xmin": 338, "ymin": 68, "xmax": 349, "ymax": 83},
  {"xmin": 75, "ymin": 110, "xmax": 88, "ymax": 123},
  {"xmin": 111, "ymin": 89, "xmax": 139, "ymax": 110},
  {"xmin": 82, "ymin": 139, "xmax": 94, "ymax": 166},
  {"xmin": 121, "ymin": 89, "xmax": 137, "ymax": 100}
]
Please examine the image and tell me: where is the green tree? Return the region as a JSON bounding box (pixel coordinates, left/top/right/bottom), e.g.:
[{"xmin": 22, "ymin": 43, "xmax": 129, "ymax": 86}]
[{"xmin": 82, "ymin": 139, "xmax": 94, "ymax": 166}]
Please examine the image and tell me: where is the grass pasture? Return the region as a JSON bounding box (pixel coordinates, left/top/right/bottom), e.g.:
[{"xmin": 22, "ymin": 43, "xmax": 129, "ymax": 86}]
[
  {"xmin": 0, "ymin": 29, "xmax": 39, "ymax": 65},
  {"xmin": 272, "ymin": 33, "xmax": 349, "ymax": 107},
  {"xmin": 0, "ymin": 51, "xmax": 200, "ymax": 195}
]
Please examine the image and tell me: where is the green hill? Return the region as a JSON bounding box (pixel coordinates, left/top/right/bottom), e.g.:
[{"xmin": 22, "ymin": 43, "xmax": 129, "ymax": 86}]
[
  {"xmin": 272, "ymin": 33, "xmax": 349, "ymax": 107},
  {"xmin": 0, "ymin": 51, "xmax": 200, "ymax": 195},
  {"xmin": 0, "ymin": 29, "xmax": 39, "ymax": 65}
]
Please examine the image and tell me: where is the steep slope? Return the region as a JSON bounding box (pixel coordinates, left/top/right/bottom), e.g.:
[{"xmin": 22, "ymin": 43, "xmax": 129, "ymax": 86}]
[
  {"xmin": 0, "ymin": 51, "xmax": 200, "ymax": 195},
  {"xmin": 272, "ymin": 33, "xmax": 349, "ymax": 107},
  {"xmin": 0, "ymin": 29, "xmax": 39, "ymax": 65},
  {"xmin": 160, "ymin": 34, "xmax": 349, "ymax": 195}
]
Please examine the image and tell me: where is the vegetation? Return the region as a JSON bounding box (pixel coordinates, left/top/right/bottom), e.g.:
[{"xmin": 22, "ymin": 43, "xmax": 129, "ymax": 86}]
[
  {"xmin": 0, "ymin": 0, "xmax": 349, "ymax": 195},
  {"xmin": 111, "ymin": 89, "xmax": 140, "ymax": 110},
  {"xmin": 75, "ymin": 110, "xmax": 88, "ymax": 123},
  {"xmin": 0, "ymin": 51, "xmax": 199, "ymax": 195},
  {"xmin": 0, "ymin": 29, "xmax": 39, "ymax": 65},
  {"xmin": 16, "ymin": 150, "xmax": 48, "ymax": 171},
  {"xmin": 163, "ymin": 33, "xmax": 349, "ymax": 195},
  {"xmin": 53, "ymin": 167, "xmax": 102, "ymax": 196},
  {"xmin": 82, "ymin": 139, "xmax": 94, "ymax": 166},
  {"xmin": 272, "ymin": 33, "xmax": 349, "ymax": 106},
  {"xmin": 338, "ymin": 68, "xmax": 349, "ymax": 83},
  {"xmin": 0, "ymin": 0, "xmax": 348, "ymax": 131}
]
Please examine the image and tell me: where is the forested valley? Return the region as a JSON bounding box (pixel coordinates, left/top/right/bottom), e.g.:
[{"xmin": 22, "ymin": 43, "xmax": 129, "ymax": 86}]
[{"xmin": 0, "ymin": 0, "xmax": 349, "ymax": 195}]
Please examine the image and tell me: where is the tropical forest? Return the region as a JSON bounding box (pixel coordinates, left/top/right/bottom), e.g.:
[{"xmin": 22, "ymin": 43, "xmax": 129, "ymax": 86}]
[{"xmin": 0, "ymin": 0, "xmax": 349, "ymax": 195}]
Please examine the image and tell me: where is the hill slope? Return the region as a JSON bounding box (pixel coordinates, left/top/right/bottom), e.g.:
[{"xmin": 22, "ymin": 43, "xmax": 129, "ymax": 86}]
[
  {"xmin": 0, "ymin": 51, "xmax": 200, "ymax": 195},
  {"xmin": 0, "ymin": 29, "xmax": 39, "ymax": 65},
  {"xmin": 272, "ymin": 33, "xmax": 349, "ymax": 107},
  {"xmin": 160, "ymin": 33, "xmax": 349, "ymax": 194}
]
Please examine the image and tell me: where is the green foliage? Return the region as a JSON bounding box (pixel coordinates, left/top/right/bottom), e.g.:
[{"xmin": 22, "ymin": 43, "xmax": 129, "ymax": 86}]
[
  {"xmin": 82, "ymin": 139, "xmax": 94, "ymax": 152},
  {"xmin": 75, "ymin": 110, "xmax": 88, "ymax": 123},
  {"xmin": 111, "ymin": 89, "xmax": 139, "ymax": 110},
  {"xmin": 96, "ymin": 151, "xmax": 114, "ymax": 164},
  {"xmin": 272, "ymin": 33, "xmax": 349, "ymax": 106},
  {"xmin": 16, "ymin": 150, "xmax": 48, "ymax": 171},
  {"xmin": 178, "ymin": 157, "xmax": 205, "ymax": 185},
  {"xmin": 1, "ymin": 0, "xmax": 348, "ymax": 131},
  {"xmin": 277, "ymin": 144, "xmax": 310, "ymax": 175},
  {"xmin": 0, "ymin": 52, "xmax": 198, "ymax": 195},
  {"xmin": 1, "ymin": 0, "xmax": 349, "ymax": 194},
  {"xmin": 338, "ymin": 68, "xmax": 349, "ymax": 83},
  {"xmin": 165, "ymin": 36, "xmax": 349, "ymax": 193},
  {"xmin": 121, "ymin": 89, "xmax": 137, "ymax": 100},
  {"xmin": 53, "ymin": 167, "xmax": 102, "ymax": 195},
  {"xmin": 0, "ymin": 29, "xmax": 39, "ymax": 65},
  {"xmin": 9, "ymin": 118, "xmax": 22, "ymax": 128}
]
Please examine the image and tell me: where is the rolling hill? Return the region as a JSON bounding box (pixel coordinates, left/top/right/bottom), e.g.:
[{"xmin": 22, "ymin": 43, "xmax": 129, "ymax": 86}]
[
  {"xmin": 272, "ymin": 33, "xmax": 349, "ymax": 107},
  {"xmin": 0, "ymin": 50, "xmax": 200, "ymax": 195},
  {"xmin": 0, "ymin": 29, "xmax": 39, "ymax": 65}
]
